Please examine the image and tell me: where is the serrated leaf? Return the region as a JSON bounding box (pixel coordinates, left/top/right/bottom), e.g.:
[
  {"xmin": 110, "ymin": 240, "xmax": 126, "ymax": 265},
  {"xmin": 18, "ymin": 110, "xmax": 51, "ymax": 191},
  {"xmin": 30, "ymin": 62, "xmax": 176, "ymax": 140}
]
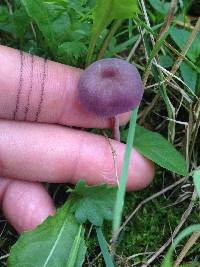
[
  {"xmin": 58, "ymin": 41, "xmax": 87, "ymax": 64},
  {"xmin": 21, "ymin": 0, "xmax": 71, "ymax": 53},
  {"xmin": 21, "ymin": 0, "xmax": 91, "ymax": 64},
  {"xmin": 8, "ymin": 200, "xmax": 86, "ymax": 267},
  {"xmin": 193, "ymin": 169, "xmax": 200, "ymax": 198},
  {"xmin": 69, "ymin": 180, "xmax": 117, "ymax": 226},
  {"xmin": 170, "ymin": 27, "xmax": 200, "ymax": 62},
  {"xmin": 121, "ymin": 126, "xmax": 188, "ymax": 176}
]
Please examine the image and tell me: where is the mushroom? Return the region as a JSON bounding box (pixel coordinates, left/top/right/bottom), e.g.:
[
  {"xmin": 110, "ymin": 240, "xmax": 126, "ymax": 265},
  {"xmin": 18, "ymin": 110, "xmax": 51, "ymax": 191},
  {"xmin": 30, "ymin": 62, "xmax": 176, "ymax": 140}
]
[{"xmin": 77, "ymin": 58, "xmax": 144, "ymax": 141}]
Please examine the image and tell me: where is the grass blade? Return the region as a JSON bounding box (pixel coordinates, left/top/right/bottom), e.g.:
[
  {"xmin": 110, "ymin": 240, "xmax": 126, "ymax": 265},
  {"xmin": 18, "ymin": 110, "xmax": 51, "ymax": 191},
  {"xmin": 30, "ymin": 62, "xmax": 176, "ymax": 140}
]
[
  {"xmin": 96, "ymin": 227, "xmax": 115, "ymax": 267},
  {"xmin": 66, "ymin": 224, "xmax": 85, "ymax": 267},
  {"xmin": 112, "ymin": 108, "xmax": 138, "ymax": 235},
  {"xmin": 161, "ymin": 224, "xmax": 200, "ymax": 267}
]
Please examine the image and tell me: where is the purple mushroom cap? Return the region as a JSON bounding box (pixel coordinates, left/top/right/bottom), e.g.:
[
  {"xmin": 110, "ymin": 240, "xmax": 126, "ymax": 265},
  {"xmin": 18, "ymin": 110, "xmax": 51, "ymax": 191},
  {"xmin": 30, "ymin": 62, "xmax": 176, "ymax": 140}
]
[{"xmin": 77, "ymin": 58, "xmax": 144, "ymax": 117}]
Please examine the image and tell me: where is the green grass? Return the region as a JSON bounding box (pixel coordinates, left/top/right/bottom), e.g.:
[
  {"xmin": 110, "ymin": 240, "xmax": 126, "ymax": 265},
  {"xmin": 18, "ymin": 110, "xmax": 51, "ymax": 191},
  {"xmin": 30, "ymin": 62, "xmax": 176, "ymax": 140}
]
[
  {"xmin": 0, "ymin": 0, "xmax": 200, "ymax": 266},
  {"xmin": 86, "ymin": 173, "xmax": 200, "ymax": 266}
]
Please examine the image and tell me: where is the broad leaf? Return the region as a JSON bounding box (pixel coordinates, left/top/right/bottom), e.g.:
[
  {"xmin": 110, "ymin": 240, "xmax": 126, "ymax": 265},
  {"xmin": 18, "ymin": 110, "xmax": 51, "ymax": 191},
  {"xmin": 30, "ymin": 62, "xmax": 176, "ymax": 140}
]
[
  {"xmin": 87, "ymin": 0, "xmax": 139, "ymax": 64},
  {"xmin": 8, "ymin": 200, "xmax": 86, "ymax": 267},
  {"xmin": 121, "ymin": 126, "xmax": 188, "ymax": 176},
  {"xmin": 159, "ymin": 55, "xmax": 174, "ymax": 69},
  {"xmin": 170, "ymin": 27, "xmax": 200, "ymax": 62},
  {"xmin": 180, "ymin": 62, "xmax": 197, "ymax": 92},
  {"xmin": 93, "ymin": 0, "xmax": 139, "ymax": 34},
  {"xmin": 69, "ymin": 180, "xmax": 117, "ymax": 226},
  {"xmin": 193, "ymin": 169, "xmax": 200, "ymax": 198},
  {"xmin": 149, "ymin": 0, "xmax": 170, "ymax": 15}
]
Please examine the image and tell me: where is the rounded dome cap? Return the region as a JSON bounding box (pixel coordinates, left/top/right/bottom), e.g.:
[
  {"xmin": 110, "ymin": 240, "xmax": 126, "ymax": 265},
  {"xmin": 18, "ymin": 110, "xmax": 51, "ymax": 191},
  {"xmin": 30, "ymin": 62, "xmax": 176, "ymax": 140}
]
[{"xmin": 78, "ymin": 58, "xmax": 144, "ymax": 117}]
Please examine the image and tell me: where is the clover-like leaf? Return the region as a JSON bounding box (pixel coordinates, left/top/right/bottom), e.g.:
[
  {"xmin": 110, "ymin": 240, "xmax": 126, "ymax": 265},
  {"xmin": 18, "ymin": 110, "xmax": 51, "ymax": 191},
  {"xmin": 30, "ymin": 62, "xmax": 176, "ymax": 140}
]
[{"xmin": 69, "ymin": 180, "xmax": 117, "ymax": 226}]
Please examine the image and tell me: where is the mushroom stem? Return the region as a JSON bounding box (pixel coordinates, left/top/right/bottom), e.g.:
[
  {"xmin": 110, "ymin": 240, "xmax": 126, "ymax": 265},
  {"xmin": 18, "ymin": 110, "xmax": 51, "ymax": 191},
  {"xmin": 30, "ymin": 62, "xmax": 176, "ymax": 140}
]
[{"xmin": 112, "ymin": 115, "xmax": 120, "ymax": 142}]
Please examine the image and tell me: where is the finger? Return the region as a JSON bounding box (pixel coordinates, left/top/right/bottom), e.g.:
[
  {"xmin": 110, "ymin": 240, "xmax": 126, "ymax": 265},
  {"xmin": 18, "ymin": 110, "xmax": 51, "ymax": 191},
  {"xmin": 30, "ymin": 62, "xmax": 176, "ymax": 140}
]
[
  {"xmin": 0, "ymin": 45, "xmax": 130, "ymax": 128},
  {"xmin": 0, "ymin": 120, "xmax": 154, "ymax": 191},
  {"xmin": 0, "ymin": 177, "xmax": 55, "ymax": 233}
]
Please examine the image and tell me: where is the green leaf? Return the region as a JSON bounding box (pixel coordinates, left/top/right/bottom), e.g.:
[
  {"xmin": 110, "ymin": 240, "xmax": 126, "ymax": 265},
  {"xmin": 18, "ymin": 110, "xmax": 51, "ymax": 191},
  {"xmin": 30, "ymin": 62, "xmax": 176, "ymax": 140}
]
[
  {"xmin": 180, "ymin": 62, "xmax": 197, "ymax": 92},
  {"xmin": 69, "ymin": 180, "xmax": 117, "ymax": 226},
  {"xmin": 111, "ymin": 0, "xmax": 139, "ymax": 19},
  {"xmin": 113, "ymin": 108, "xmax": 138, "ymax": 233},
  {"xmin": 87, "ymin": 0, "xmax": 139, "ymax": 64},
  {"xmin": 93, "ymin": 0, "xmax": 139, "ymax": 33},
  {"xmin": 21, "ymin": 0, "xmax": 71, "ymax": 53},
  {"xmin": 0, "ymin": 5, "xmax": 8, "ymax": 22},
  {"xmin": 21, "ymin": 0, "xmax": 91, "ymax": 64},
  {"xmin": 161, "ymin": 224, "xmax": 200, "ymax": 267},
  {"xmin": 8, "ymin": 200, "xmax": 86, "ymax": 267},
  {"xmin": 58, "ymin": 41, "xmax": 87, "ymax": 64},
  {"xmin": 170, "ymin": 27, "xmax": 200, "ymax": 62},
  {"xmin": 0, "ymin": 6, "xmax": 15, "ymax": 35},
  {"xmin": 193, "ymin": 169, "xmax": 200, "ymax": 198},
  {"xmin": 159, "ymin": 55, "xmax": 174, "ymax": 69},
  {"xmin": 11, "ymin": 7, "xmax": 30, "ymax": 44},
  {"xmin": 96, "ymin": 227, "xmax": 114, "ymax": 267},
  {"xmin": 21, "ymin": 0, "xmax": 56, "ymax": 51},
  {"xmin": 121, "ymin": 126, "xmax": 188, "ymax": 176},
  {"xmin": 149, "ymin": 0, "xmax": 170, "ymax": 15}
]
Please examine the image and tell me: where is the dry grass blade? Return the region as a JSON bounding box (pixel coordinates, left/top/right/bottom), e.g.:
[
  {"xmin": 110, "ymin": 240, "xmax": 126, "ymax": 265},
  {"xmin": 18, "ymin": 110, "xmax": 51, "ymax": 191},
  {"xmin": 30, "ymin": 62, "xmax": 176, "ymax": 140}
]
[
  {"xmin": 156, "ymin": 0, "xmax": 177, "ymax": 43},
  {"xmin": 141, "ymin": 190, "xmax": 197, "ymax": 267},
  {"xmin": 127, "ymin": 29, "xmax": 144, "ymax": 62},
  {"xmin": 0, "ymin": 254, "xmax": 9, "ymax": 260},
  {"xmin": 5, "ymin": 0, "xmax": 13, "ymax": 14},
  {"xmin": 167, "ymin": 17, "xmax": 200, "ymax": 82},
  {"xmin": 139, "ymin": 0, "xmax": 178, "ymax": 129},
  {"xmin": 173, "ymin": 231, "xmax": 200, "ymax": 267},
  {"xmin": 142, "ymin": 0, "xmax": 177, "ymax": 86},
  {"xmin": 138, "ymin": 94, "xmax": 160, "ymax": 124}
]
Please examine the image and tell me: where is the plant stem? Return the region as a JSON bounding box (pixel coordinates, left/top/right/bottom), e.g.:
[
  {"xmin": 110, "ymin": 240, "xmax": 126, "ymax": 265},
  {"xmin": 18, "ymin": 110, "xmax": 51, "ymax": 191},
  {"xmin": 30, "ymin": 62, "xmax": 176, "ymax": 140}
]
[
  {"xmin": 112, "ymin": 107, "xmax": 138, "ymax": 243},
  {"xmin": 97, "ymin": 20, "xmax": 122, "ymax": 60},
  {"xmin": 86, "ymin": 35, "xmax": 97, "ymax": 66},
  {"xmin": 112, "ymin": 115, "xmax": 120, "ymax": 142}
]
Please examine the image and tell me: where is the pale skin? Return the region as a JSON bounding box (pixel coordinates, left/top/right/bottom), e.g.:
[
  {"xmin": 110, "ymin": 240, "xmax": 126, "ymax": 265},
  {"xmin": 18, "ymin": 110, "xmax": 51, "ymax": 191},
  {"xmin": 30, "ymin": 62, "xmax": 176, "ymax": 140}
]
[{"xmin": 0, "ymin": 45, "xmax": 155, "ymax": 233}]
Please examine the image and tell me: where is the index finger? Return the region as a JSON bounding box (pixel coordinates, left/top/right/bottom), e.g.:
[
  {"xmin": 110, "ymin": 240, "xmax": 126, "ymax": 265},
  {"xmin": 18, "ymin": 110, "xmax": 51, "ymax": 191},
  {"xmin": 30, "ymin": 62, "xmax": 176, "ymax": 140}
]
[{"xmin": 0, "ymin": 45, "xmax": 130, "ymax": 128}]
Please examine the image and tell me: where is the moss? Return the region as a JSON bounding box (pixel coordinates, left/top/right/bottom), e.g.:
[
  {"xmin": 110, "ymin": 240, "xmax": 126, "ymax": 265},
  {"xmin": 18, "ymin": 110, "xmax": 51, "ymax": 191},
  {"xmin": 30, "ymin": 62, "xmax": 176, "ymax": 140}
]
[{"xmin": 85, "ymin": 173, "xmax": 199, "ymax": 266}]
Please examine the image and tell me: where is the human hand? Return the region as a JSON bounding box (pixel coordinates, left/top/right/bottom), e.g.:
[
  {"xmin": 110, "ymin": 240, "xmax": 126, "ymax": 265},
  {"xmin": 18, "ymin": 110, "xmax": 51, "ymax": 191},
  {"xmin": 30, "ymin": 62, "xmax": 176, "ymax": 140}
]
[{"xmin": 0, "ymin": 45, "xmax": 154, "ymax": 233}]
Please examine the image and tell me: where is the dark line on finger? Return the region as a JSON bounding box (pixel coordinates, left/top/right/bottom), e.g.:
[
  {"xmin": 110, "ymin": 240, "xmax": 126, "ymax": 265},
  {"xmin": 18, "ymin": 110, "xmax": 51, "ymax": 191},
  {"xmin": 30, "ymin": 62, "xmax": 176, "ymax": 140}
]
[
  {"xmin": 13, "ymin": 50, "xmax": 24, "ymax": 120},
  {"xmin": 35, "ymin": 58, "xmax": 47, "ymax": 121},
  {"xmin": 24, "ymin": 54, "xmax": 34, "ymax": 121}
]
